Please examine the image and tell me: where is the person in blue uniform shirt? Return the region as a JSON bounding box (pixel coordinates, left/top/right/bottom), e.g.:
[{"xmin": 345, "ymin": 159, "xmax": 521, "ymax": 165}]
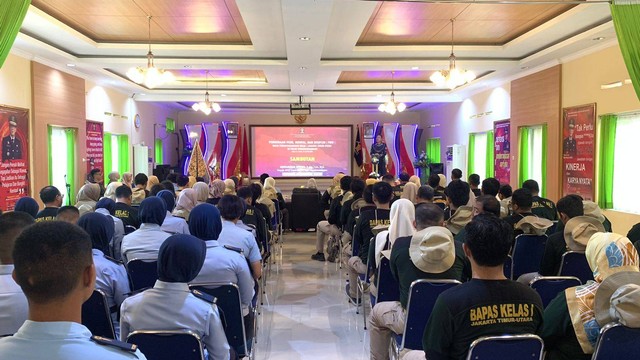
[
  {"xmin": 0, "ymin": 221, "xmax": 146, "ymax": 359},
  {"xmin": 2, "ymin": 115, "xmax": 22, "ymax": 162},
  {"xmin": 78, "ymin": 212, "xmax": 130, "ymax": 338},
  {"xmin": 95, "ymin": 198, "xmax": 126, "ymax": 261},
  {"xmin": 121, "ymin": 196, "xmax": 170, "ymax": 262},
  {"xmin": 156, "ymin": 189, "xmax": 190, "ymax": 234},
  {"xmin": 120, "ymin": 234, "xmax": 231, "ymax": 360}
]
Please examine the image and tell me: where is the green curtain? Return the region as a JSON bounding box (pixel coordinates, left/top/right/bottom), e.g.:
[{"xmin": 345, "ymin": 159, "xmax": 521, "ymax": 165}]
[
  {"xmin": 598, "ymin": 115, "xmax": 618, "ymax": 209},
  {"xmin": 426, "ymin": 138, "xmax": 441, "ymax": 164},
  {"xmin": 65, "ymin": 128, "xmax": 76, "ymax": 206},
  {"xmin": 541, "ymin": 124, "xmax": 548, "ymax": 197},
  {"xmin": 467, "ymin": 133, "xmax": 476, "ymax": 177},
  {"xmin": 103, "ymin": 132, "xmax": 112, "ymax": 174},
  {"xmin": 155, "ymin": 138, "xmax": 164, "ymax": 165},
  {"xmin": 117, "ymin": 135, "xmax": 130, "ymax": 176},
  {"xmin": 610, "ymin": 5, "xmax": 640, "ymax": 100},
  {"xmin": 486, "ymin": 130, "xmax": 494, "ymax": 179},
  {"xmin": 47, "ymin": 126, "xmax": 53, "ymax": 185},
  {"xmin": 166, "ymin": 118, "xmax": 175, "ymax": 133},
  {"xmin": 0, "ymin": 0, "xmax": 31, "ymax": 68},
  {"xmin": 518, "ymin": 127, "xmax": 531, "ymax": 187}
]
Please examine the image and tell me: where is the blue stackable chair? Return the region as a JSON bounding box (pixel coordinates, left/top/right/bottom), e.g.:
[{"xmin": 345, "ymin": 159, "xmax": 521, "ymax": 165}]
[
  {"xmin": 592, "ymin": 323, "xmax": 640, "ymax": 360},
  {"xmin": 365, "ymin": 255, "xmax": 399, "ymax": 330},
  {"xmin": 81, "ymin": 289, "xmax": 115, "ymax": 339},
  {"xmin": 127, "ymin": 330, "xmax": 204, "ymax": 360},
  {"xmin": 355, "ymin": 237, "xmax": 374, "ymax": 317},
  {"xmin": 512, "ymin": 234, "xmax": 547, "ymax": 279},
  {"xmin": 558, "ymin": 251, "xmax": 594, "ymax": 284},
  {"xmin": 465, "ymin": 334, "xmax": 544, "ymax": 360},
  {"xmin": 503, "ymin": 255, "xmax": 513, "ymax": 280},
  {"xmin": 126, "ymin": 259, "xmax": 158, "ymax": 291},
  {"xmin": 529, "ymin": 276, "xmax": 581, "ymax": 308}
]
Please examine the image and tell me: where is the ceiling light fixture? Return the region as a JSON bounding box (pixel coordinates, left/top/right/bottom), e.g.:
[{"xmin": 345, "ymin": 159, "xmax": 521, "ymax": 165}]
[
  {"xmin": 378, "ymin": 71, "xmax": 406, "ymax": 115},
  {"xmin": 126, "ymin": 15, "xmax": 174, "ymax": 88},
  {"xmin": 430, "ymin": 19, "xmax": 476, "ymax": 90},
  {"xmin": 66, "ymin": 63, "xmax": 76, "ymax": 67},
  {"xmin": 192, "ymin": 71, "xmax": 221, "ymax": 115},
  {"xmin": 299, "ymin": 36, "xmax": 311, "ymax": 41},
  {"xmin": 592, "ymin": 37, "xmax": 605, "ymax": 41}
]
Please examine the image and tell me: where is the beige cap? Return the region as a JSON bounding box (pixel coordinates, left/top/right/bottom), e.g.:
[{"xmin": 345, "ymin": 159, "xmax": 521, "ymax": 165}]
[
  {"xmin": 564, "ymin": 216, "xmax": 605, "ymax": 251},
  {"xmin": 515, "ymin": 216, "xmax": 553, "ymax": 236},
  {"xmin": 409, "ymin": 226, "xmax": 456, "ymax": 273},
  {"xmin": 595, "ymin": 271, "xmax": 640, "ymax": 327}
]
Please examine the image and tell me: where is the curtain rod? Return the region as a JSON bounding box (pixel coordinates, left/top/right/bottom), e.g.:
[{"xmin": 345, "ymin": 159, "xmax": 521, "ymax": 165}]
[
  {"xmin": 360, "ymin": 0, "xmax": 612, "ymax": 4},
  {"xmin": 599, "ymin": 110, "xmax": 640, "ymax": 117}
]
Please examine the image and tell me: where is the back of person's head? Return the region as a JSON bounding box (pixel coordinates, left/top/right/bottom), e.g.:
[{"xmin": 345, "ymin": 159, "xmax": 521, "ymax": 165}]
[
  {"xmin": 156, "ymin": 190, "xmax": 176, "ymax": 212},
  {"xmin": 167, "ymin": 173, "xmax": 178, "ymax": 184},
  {"xmin": 249, "ymin": 183, "xmax": 262, "ymax": 205},
  {"xmin": 415, "ymin": 203, "xmax": 445, "ymax": 230},
  {"xmin": 56, "ymin": 206, "xmax": 80, "ymax": 224},
  {"xmin": 13, "ymin": 221, "xmax": 93, "ymax": 304},
  {"xmin": 176, "ymin": 175, "xmax": 189, "ymax": 187},
  {"xmin": 468, "ymin": 174, "xmax": 480, "ymax": 186},
  {"xmin": 229, "ymin": 176, "xmax": 239, "ymax": 188},
  {"xmin": 522, "ymin": 179, "xmax": 540, "ymax": 195},
  {"xmin": 0, "ymin": 212, "xmax": 34, "ymax": 263},
  {"xmin": 14, "ymin": 197, "xmax": 40, "ymax": 218},
  {"xmin": 465, "ymin": 214, "xmax": 513, "ymax": 267},
  {"xmin": 237, "ymin": 186, "xmax": 253, "ymax": 201},
  {"xmin": 451, "ymin": 168, "xmax": 463, "ymax": 180},
  {"xmin": 350, "ymin": 178, "xmax": 365, "ymax": 195},
  {"xmin": 260, "ymin": 173, "xmax": 269, "ymax": 185},
  {"xmin": 149, "ymin": 184, "xmax": 165, "ymax": 196},
  {"xmin": 417, "ymin": 185, "xmax": 434, "ymax": 201},
  {"xmin": 512, "ymin": 188, "xmax": 533, "ymax": 210},
  {"xmin": 160, "ymin": 180, "xmax": 176, "ymax": 194},
  {"xmin": 219, "ymin": 195, "xmax": 245, "ymax": 221},
  {"xmin": 115, "ymin": 185, "xmax": 132, "ymax": 200},
  {"xmin": 557, "ymin": 194, "xmax": 584, "ymax": 219},
  {"xmin": 96, "ymin": 198, "xmax": 116, "ymax": 215},
  {"xmin": 39, "ymin": 185, "xmax": 61, "ymax": 204},
  {"xmin": 372, "ymin": 181, "xmax": 393, "ymax": 205},
  {"xmin": 139, "ymin": 197, "xmax": 166, "ymax": 225},
  {"xmin": 381, "ymin": 174, "xmax": 395, "ymax": 185},
  {"xmin": 134, "ymin": 173, "xmax": 148, "ymax": 186},
  {"xmin": 499, "ymin": 184, "xmax": 513, "ymax": 198},
  {"xmin": 363, "ymin": 185, "xmax": 374, "ymax": 204},
  {"xmin": 428, "ymin": 173, "xmax": 440, "ymax": 188},
  {"xmin": 445, "ymin": 180, "xmax": 470, "ymax": 208},
  {"xmin": 475, "ymin": 195, "xmax": 501, "ymax": 217},
  {"xmin": 339, "ymin": 175, "xmax": 353, "ymax": 192},
  {"xmin": 157, "ymin": 234, "xmax": 206, "ymax": 283},
  {"xmin": 399, "ymin": 172, "xmax": 410, "ymax": 182},
  {"xmin": 481, "ymin": 178, "xmax": 501, "ymax": 197}
]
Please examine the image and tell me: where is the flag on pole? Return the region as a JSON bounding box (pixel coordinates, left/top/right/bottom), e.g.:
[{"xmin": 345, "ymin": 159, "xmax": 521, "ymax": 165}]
[
  {"xmin": 240, "ymin": 125, "xmax": 250, "ymax": 175},
  {"xmin": 354, "ymin": 125, "xmax": 363, "ymax": 167}
]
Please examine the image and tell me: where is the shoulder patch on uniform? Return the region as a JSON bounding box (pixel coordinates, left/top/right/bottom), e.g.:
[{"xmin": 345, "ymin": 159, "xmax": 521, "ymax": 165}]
[
  {"xmin": 223, "ymin": 245, "xmax": 244, "ymax": 254},
  {"xmin": 191, "ymin": 289, "xmax": 217, "ymax": 304},
  {"xmin": 91, "ymin": 335, "xmax": 137, "ymax": 352},
  {"xmin": 103, "ymin": 255, "xmax": 123, "ymax": 265}
]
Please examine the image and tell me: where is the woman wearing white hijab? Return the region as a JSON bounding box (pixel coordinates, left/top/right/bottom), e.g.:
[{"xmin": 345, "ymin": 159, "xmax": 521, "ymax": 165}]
[
  {"xmin": 262, "ymin": 177, "xmax": 277, "ymax": 200},
  {"xmin": 408, "ymin": 175, "xmax": 421, "ymax": 187},
  {"xmin": 374, "ymin": 199, "xmax": 416, "ymax": 268},
  {"xmin": 103, "ymin": 181, "xmax": 122, "ymax": 200}
]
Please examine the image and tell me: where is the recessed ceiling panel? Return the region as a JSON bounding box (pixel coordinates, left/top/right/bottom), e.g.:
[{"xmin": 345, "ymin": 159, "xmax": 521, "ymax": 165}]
[{"xmin": 338, "ymin": 70, "xmax": 436, "ymax": 83}]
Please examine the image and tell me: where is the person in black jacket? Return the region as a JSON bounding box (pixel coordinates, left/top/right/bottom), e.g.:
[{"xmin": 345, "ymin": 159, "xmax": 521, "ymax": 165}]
[{"xmin": 312, "ymin": 176, "xmax": 352, "ymax": 261}]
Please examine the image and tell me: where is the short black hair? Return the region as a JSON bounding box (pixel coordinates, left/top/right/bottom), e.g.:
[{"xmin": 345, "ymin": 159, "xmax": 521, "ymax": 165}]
[
  {"xmin": 465, "ymin": 214, "xmax": 513, "ymax": 267},
  {"xmin": 372, "ymin": 182, "xmax": 393, "ymax": 204},
  {"xmin": 399, "ymin": 172, "xmax": 410, "ymax": 182},
  {"xmin": 557, "ymin": 195, "xmax": 584, "ymax": 219},
  {"xmin": 160, "ymin": 180, "xmax": 176, "ymax": 195},
  {"xmin": 0, "ymin": 212, "xmax": 34, "ymax": 262},
  {"xmin": 176, "ymin": 175, "xmax": 189, "ymax": 187},
  {"xmin": 512, "ymin": 188, "xmax": 533, "ymax": 210},
  {"xmin": 167, "ymin": 173, "xmax": 178, "ymax": 183},
  {"xmin": 451, "ymin": 168, "xmax": 463, "ymax": 180},
  {"xmin": 13, "ymin": 221, "xmax": 93, "ymax": 304},
  {"xmin": 468, "ymin": 174, "xmax": 480, "ymax": 186},
  {"xmin": 363, "ymin": 185, "xmax": 374, "ymax": 204},
  {"xmin": 57, "ymin": 205, "xmax": 79, "ymax": 217},
  {"xmin": 218, "ymin": 195, "xmax": 245, "ymax": 220},
  {"xmin": 196, "ymin": 177, "xmax": 205, "ymax": 183},
  {"xmin": 350, "ymin": 178, "xmax": 365, "ymax": 194},
  {"xmin": 260, "ymin": 173, "xmax": 269, "ymax": 185},
  {"xmin": 249, "ymin": 183, "xmax": 262, "ymax": 205},
  {"xmin": 446, "ymin": 180, "xmax": 470, "ymax": 208},
  {"xmin": 415, "ymin": 203, "xmax": 444, "ymax": 229},
  {"xmin": 428, "ymin": 173, "xmax": 440, "ymax": 188},
  {"xmin": 381, "ymin": 174, "xmax": 395, "ymax": 183},
  {"xmin": 39, "ymin": 186, "xmax": 61, "ymax": 204},
  {"xmin": 149, "ymin": 184, "xmax": 165, "ymax": 197},
  {"xmin": 339, "ymin": 176, "xmax": 353, "ymax": 192},
  {"xmin": 476, "ymin": 195, "xmax": 501, "ymax": 217},
  {"xmin": 89, "ymin": 168, "xmax": 101, "ymax": 177},
  {"xmin": 115, "ymin": 185, "xmax": 132, "ymax": 199},
  {"xmin": 417, "ymin": 185, "xmax": 434, "ymax": 201},
  {"xmin": 481, "ymin": 178, "xmax": 500, "ymax": 197},
  {"xmin": 499, "ymin": 184, "xmax": 513, "ymax": 198},
  {"xmin": 134, "ymin": 173, "xmax": 148, "ymax": 186},
  {"xmin": 522, "ymin": 179, "xmax": 540, "ymax": 194},
  {"xmin": 237, "ymin": 186, "xmax": 253, "ymax": 200}
]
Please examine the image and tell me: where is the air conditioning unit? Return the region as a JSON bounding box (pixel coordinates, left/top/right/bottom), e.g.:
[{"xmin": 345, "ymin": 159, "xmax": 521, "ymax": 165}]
[{"xmin": 290, "ymin": 103, "xmax": 311, "ymax": 115}]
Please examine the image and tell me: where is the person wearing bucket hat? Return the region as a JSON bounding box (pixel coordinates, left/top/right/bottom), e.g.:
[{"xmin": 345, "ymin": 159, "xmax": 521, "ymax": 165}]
[
  {"xmin": 541, "ymin": 232, "xmax": 640, "ymax": 360},
  {"xmin": 2, "ymin": 114, "xmax": 22, "ymax": 162},
  {"xmin": 444, "ymin": 180, "xmax": 473, "ymax": 235},
  {"xmin": 583, "ymin": 200, "xmax": 612, "ymax": 232},
  {"xmin": 563, "ymin": 216, "xmax": 605, "ymax": 252}
]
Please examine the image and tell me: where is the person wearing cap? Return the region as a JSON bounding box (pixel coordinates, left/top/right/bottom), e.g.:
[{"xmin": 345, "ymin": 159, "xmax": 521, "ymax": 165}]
[
  {"xmin": 2, "ymin": 115, "xmax": 22, "ymax": 162},
  {"xmin": 522, "ymin": 179, "xmax": 558, "ymax": 222},
  {"xmin": 369, "ymin": 203, "xmax": 468, "ymax": 360},
  {"xmin": 443, "ymin": 180, "xmax": 473, "ymax": 235},
  {"xmin": 541, "ymin": 232, "xmax": 640, "ymax": 360},
  {"xmin": 563, "ymin": 118, "xmax": 577, "ymax": 158},
  {"xmin": 35, "ymin": 185, "xmax": 64, "ymax": 222}
]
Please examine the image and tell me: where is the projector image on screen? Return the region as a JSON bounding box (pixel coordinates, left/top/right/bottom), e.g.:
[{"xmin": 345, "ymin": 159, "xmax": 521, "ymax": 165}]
[
  {"xmin": 251, "ymin": 126, "xmax": 351, "ymax": 178},
  {"xmin": 290, "ymin": 103, "xmax": 311, "ymax": 115}
]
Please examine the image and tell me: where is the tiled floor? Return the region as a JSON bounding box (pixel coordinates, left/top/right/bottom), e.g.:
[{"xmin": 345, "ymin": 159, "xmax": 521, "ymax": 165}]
[{"xmin": 255, "ymin": 231, "xmax": 371, "ymax": 360}]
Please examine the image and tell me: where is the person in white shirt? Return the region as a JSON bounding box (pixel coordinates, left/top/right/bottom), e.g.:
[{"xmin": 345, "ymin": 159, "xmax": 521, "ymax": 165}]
[
  {"xmin": 218, "ymin": 195, "xmax": 262, "ymax": 280},
  {"xmin": 156, "ymin": 190, "xmax": 190, "ymax": 235},
  {"xmin": 121, "ymin": 197, "xmax": 170, "ymax": 263}
]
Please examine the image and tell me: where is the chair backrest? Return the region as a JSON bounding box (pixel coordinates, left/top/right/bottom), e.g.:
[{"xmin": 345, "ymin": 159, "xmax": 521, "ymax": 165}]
[
  {"xmin": 189, "ymin": 282, "xmax": 249, "ymax": 357},
  {"xmin": 529, "ymin": 276, "xmax": 581, "ymax": 308},
  {"xmin": 124, "ymin": 225, "xmax": 137, "ymax": 235},
  {"xmin": 558, "ymin": 251, "xmax": 593, "ymax": 284},
  {"xmin": 592, "ymin": 323, "xmax": 640, "ymax": 360},
  {"xmin": 466, "ymin": 334, "xmax": 544, "ymax": 360},
  {"xmin": 512, "ymin": 234, "xmax": 547, "ymax": 279},
  {"xmin": 126, "ymin": 259, "xmax": 158, "ymax": 291},
  {"xmin": 401, "ymin": 279, "xmax": 461, "ymax": 351},
  {"xmin": 81, "ymin": 289, "xmax": 115, "ymax": 339},
  {"xmin": 127, "ymin": 330, "xmax": 204, "ymax": 360},
  {"xmin": 376, "ymin": 256, "xmax": 400, "ymax": 303},
  {"xmin": 271, "ymin": 199, "xmax": 281, "ymax": 230},
  {"xmin": 503, "ymin": 255, "xmax": 513, "ymax": 280}
]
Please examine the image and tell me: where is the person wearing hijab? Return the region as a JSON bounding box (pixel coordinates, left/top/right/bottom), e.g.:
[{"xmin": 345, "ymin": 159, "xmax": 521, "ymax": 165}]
[
  {"xmin": 223, "ymin": 178, "xmax": 236, "ymax": 195},
  {"xmin": 120, "ymin": 234, "xmax": 231, "ymax": 360},
  {"xmin": 262, "ymin": 177, "xmax": 289, "ymax": 229},
  {"xmin": 187, "ymin": 175, "xmax": 197, "ymax": 189},
  {"xmin": 321, "ymin": 173, "xmax": 344, "ymax": 213},
  {"xmin": 208, "ymin": 179, "xmax": 226, "ymax": 205},
  {"xmin": 262, "ymin": 177, "xmax": 277, "ymax": 200},
  {"xmin": 107, "ymin": 171, "xmax": 120, "ymax": 184},
  {"xmin": 401, "ymin": 182, "xmax": 418, "ymax": 204},
  {"xmin": 121, "ymin": 173, "xmax": 133, "ymax": 188},
  {"xmin": 75, "ymin": 183, "xmax": 101, "ymax": 216},
  {"xmin": 156, "ymin": 190, "xmax": 189, "ymax": 235},
  {"xmin": 173, "ymin": 188, "xmax": 198, "ymax": 221},
  {"xmin": 409, "ymin": 175, "xmax": 421, "ymax": 187},
  {"xmin": 542, "ymin": 232, "xmax": 640, "ymax": 360},
  {"xmin": 306, "ymin": 178, "xmax": 318, "ymax": 189},
  {"xmin": 121, "ymin": 197, "xmax": 170, "ymax": 262},
  {"xmin": 218, "ymin": 195, "xmax": 262, "ymax": 280},
  {"xmin": 77, "ymin": 212, "xmax": 129, "ymax": 338},
  {"xmin": 145, "ymin": 175, "xmax": 159, "ymax": 191},
  {"xmin": 193, "ymin": 182, "xmax": 210, "ymax": 205},
  {"xmin": 255, "ymin": 182, "xmax": 275, "ymax": 218},
  {"xmin": 95, "ymin": 198, "xmax": 126, "ymax": 262},
  {"xmin": 103, "ymin": 181, "xmax": 122, "ymax": 201},
  {"xmin": 14, "ymin": 197, "xmax": 39, "ymax": 218}
]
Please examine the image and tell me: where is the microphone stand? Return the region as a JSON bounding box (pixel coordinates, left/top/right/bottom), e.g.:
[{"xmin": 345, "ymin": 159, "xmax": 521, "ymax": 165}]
[{"xmin": 64, "ymin": 174, "xmax": 71, "ymax": 206}]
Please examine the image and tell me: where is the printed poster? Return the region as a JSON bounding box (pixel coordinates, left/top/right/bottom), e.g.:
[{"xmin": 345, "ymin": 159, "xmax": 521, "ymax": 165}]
[
  {"xmin": 0, "ymin": 106, "xmax": 30, "ymax": 211},
  {"xmin": 562, "ymin": 104, "xmax": 596, "ymax": 200},
  {"xmin": 86, "ymin": 121, "xmax": 104, "ymax": 175},
  {"xmin": 494, "ymin": 120, "xmax": 511, "ymax": 185}
]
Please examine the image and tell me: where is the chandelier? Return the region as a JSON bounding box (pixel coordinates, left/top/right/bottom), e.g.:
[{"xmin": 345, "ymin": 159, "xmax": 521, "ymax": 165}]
[
  {"xmin": 192, "ymin": 71, "xmax": 221, "ymax": 115},
  {"xmin": 126, "ymin": 16, "xmax": 174, "ymax": 89},
  {"xmin": 430, "ymin": 19, "xmax": 476, "ymax": 90},
  {"xmin": 378, "ymin": 71, "xmax": 406, "ymax": 115}
]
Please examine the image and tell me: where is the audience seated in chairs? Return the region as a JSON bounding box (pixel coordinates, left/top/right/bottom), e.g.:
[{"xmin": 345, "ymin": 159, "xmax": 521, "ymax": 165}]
[
  {"xmin": 401, "ymin": 182, "xmax": 418, "ymax": 204},
  {"xmin": 237, "ymin": 187, "xmax": 268, "ymax": 253},
  {"xmin": 454, "ymin": 195, "xmax": 500, "ymax": 243},
  {"xmin": 444, "ymin": 180, "xmax": 472, "ymax": 236},
  {"xmin": 131, "ymin": 173, "xmax": 149, "ymax": 205},
  {"xmin": 427, "ymin": 174, "xmax": 447, "ymax": 210},
  {"xmin": 173, "ymin": 188, "xmax": 198, "ymax": 222},
  {"xmin": 415, "ymin": 185, "xmax": 434, "ymax": 206},
  {"xmin": 76, "ymin": 183, "xmax": 101, "ymax": 217},
  {"xmin": 35, "ymin": 185, "xmax": 63, "ymax": 222},
  {"xmin": 120, "ymin": 234, "xmax": 231, "ymax": 360},
  {"xmin": 312, "ymin": 175, "xmax": 352, "ymax": 262},
  {"xmin": 522, "ymin": 179, "xmax": 558, "ymax": 221},
  {"xmin": 56, "ymin": 205, "xmax": 80, "ymax": 224},
  {"xmin": 468, "ymin": 174, "xmax": 481, "ymax": 197},
  {"xmin": 114, "ymin": 185, "xmax": 140, "ymax": 229},
  {"xmin": 193, "ymin": 182, "xmax": 211, "ymax": 206},
  {"xmin": 95, "ymin": 198, "xmax": 126, "ymax": 261},
  {"xmin": 498, "ymin": 184, "xmax": 513, "ymax": 218},
  {"xmin": 121, "ymin": 197, "xmax": 170, "ymax": 263},
  {"xmin": 503, "ymin": 188, "xmax": 537, "ymax": 236},
  {"xmin": 208, "ymin": 179, "xmax": 226, "ymax": 206},
  {"xmin": 14, "ymin": 196, "xmax": 39, "ymax": 219},
  {"xmin": 156, "ymin": 190, "xmax": 190, "ymax": 235},
  {"xmin": 249, "ymin": 183, "xmax": 272, "ymax": 230},
  {"xmin": 341, "ymin": 184, "xmax": 377, "ymax": 266}
]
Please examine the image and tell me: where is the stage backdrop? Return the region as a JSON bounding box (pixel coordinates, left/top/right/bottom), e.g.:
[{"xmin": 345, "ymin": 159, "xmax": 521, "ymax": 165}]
[
  {"xmin": 562, "ymin": 104, "xmax": 596, "ymax": 200},
  {"xmin": 494, "ymin": 120, "xmax": 511, "ymax": 185},
  {"xmin": 86, "ymin": 121, "xmax": 103, "ymax": 175},
  {"xmin": 0, "ymin": 106, "xmax": 29, "ymax": 211}
]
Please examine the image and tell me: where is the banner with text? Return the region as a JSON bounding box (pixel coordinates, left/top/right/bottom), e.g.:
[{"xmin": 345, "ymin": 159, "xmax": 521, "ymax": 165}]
[
  {"xmin": 0, "ymin": 106, "xmax": 30, "ymax": 211},
  {"xmin": 86, "ymin": 121, "xmax": 104, "ymax": 175},
  {"xmin": 562, "ymin": 104, "xmax": 596, "ymax": 200},
  {"xmin": 493, "ymin": 120, "xmax": 511, "ymax": 185}
]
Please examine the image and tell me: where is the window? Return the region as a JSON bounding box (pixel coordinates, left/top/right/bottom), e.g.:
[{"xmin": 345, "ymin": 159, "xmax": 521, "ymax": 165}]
[
  {"xmin": 426, "ymin": 138, "xmax": 441, "ymax": 164},
  {"xmin": 111, "ymin": 135, "xmax": 120, "ymax": 173},
  {"xmin": 612, "ymin": 114, "xmax": 640, "ymax": 213},
  {"xmin": 518, "ymin": 124, "xmax": 547, "ymax": 196},
  {"xmin": 155, "ymin": 138, "xmax": 164, "ymax": 165},
  {"xmin": 467, "ymin": 131, "xmax": 494, "ymax": 180},
  {"xmin": 48, "ymin": 126, "xmax": 76, "ymax": 205},
  {"xmin": 103, "ymin": 133, "xmax": 129, "ymax": 176}
]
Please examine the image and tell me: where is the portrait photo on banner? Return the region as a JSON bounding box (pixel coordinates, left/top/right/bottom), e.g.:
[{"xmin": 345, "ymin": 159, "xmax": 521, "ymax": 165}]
[
  {"xmin": 0, "ymin": 105, "xmax": 30, "ymax": 211},
  {"xmin": 562, "ymin": 103, "xmax": 596, "ymax": 201}
]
